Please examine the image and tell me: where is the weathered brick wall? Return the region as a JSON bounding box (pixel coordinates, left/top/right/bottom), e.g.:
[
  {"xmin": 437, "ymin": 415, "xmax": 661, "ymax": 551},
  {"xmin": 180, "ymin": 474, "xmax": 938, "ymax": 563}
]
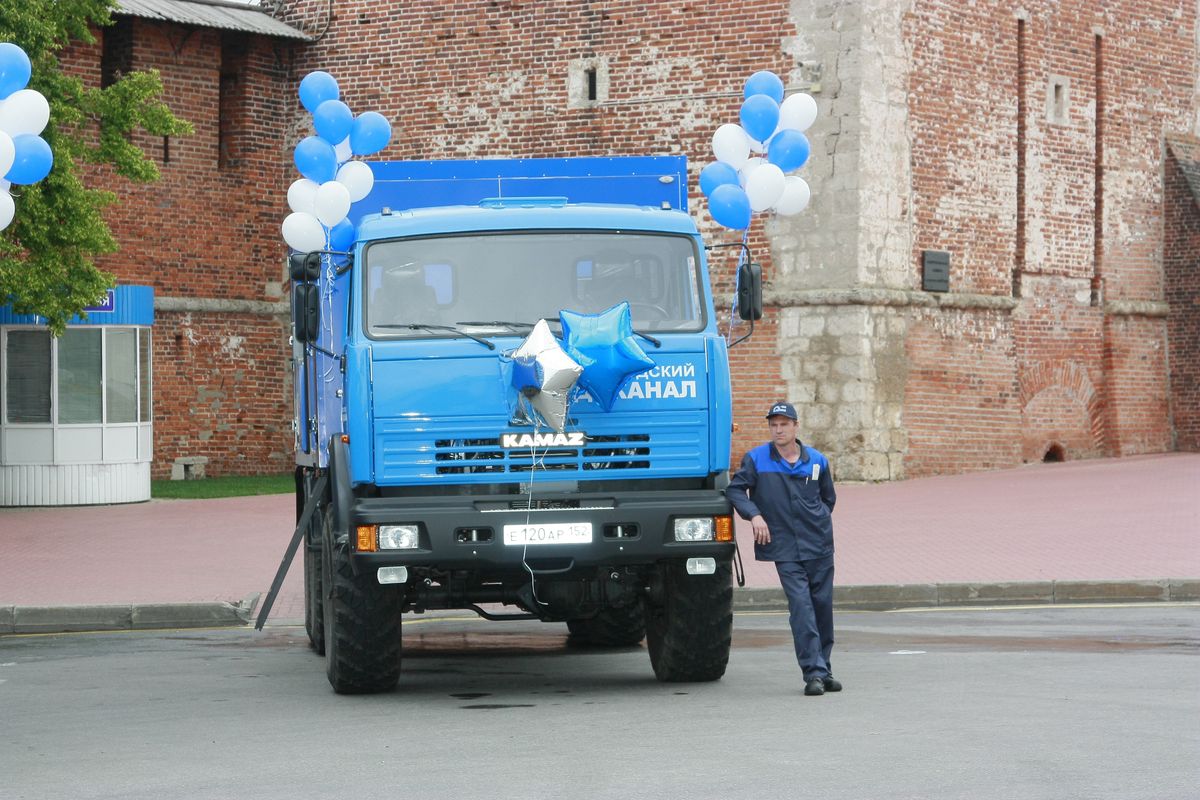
[
  {"xmin": 48, "ymin": 1, "xmax": 1195, "ymax": 481},
  {"xmin": 1163, "ymin": 139, "xmax": 1200, "ymax": 451},
  {"xmin": 61, "ymin": 19, "xmax": 299, "ymax": 478},
  {"xmin": 153, "ymin": 310, "xmax": 292, "ymax": 476},
  {"xmin": 897, "ymin": 0, "xmax": 1193, "ymax": 475}
]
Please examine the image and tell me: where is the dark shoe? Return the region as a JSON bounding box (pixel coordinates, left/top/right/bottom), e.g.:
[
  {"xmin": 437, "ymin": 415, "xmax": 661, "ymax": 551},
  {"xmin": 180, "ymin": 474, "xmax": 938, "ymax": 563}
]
[
  {"xmin": 822, "ymin": 676, "xmax": 843, "ymax": 692},
  {"xmin": 804, "ymin": 678, "xmax": 825, "ymax": 696}
]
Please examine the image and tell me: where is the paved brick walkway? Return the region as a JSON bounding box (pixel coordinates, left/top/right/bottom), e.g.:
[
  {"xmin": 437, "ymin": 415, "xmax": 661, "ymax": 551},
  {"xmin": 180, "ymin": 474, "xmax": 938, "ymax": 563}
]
[{"xmin": 1, "ymin": 453, "xmax": 1196, "ymax": 622}]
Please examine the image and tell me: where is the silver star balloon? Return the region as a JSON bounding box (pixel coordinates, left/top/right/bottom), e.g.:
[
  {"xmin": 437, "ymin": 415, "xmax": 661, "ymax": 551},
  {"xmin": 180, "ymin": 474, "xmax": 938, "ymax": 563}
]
[{"xmin": 510, "ymin": 319, "xmax": 584, "ymax": 432}]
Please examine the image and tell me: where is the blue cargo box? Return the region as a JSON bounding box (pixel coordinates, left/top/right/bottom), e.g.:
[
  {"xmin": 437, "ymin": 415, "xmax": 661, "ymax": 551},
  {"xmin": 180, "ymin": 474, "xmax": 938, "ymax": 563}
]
[{"xmin": 353, "ymin": 156, "xmax": 688, "ymax": 225}]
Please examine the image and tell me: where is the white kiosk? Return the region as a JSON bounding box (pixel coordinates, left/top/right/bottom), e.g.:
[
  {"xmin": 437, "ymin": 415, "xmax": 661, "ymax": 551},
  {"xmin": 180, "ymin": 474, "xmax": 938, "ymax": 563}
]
[{"xmin": 0, "ymin": 285, "xmax": 153, "ymax": 505}]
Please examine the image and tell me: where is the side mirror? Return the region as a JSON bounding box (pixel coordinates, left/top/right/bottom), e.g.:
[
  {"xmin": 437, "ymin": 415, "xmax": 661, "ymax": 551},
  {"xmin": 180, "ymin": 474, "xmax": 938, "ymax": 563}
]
[
  {"xmin": 289, "ymin": 252, "xmax": 322, "ymax": 282},
  {"xmin": 737, "ymin": 262, "xmax": 763, "ymax": 321},
  {"xmin": 293, "ymin": 284, "xmax": 320, "ymax": 343}
]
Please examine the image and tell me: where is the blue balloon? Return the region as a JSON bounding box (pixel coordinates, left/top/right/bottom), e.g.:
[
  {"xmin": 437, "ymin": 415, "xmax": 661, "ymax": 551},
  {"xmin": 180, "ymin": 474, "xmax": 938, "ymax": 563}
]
[
  {"xmin": 349, "ymin": 112, "xmax": 392, "ymax": 156},
  {"xmin": 293, "ymin": 136, "xmax": 337, "ymax": 184},
  {"xmin": 328, "ymin": 218, "xmax": 355, "ymax": 252},
  {"xmin": 560, "ymin": 303, "xmax": 655, "ymax": 412},
  {"xmin": 739, "ymin": 94, "xmax": 780, "ymax": 144},
  {"xmin": 767, "ymin": 129, "xmax": 810, "ymax": 172},
  {"xmin": 298, "ymin": 71, "xmax": 339, "ymax": 113},
  {"xmin": 744, "ymin": 70, "xmax": 784, "ymax": 104},
  {"xmin": 6, "ymin": 134, "xmax": 52, "ymax": 185},
  {"xmin": 0, "ymin": 43, "xmax": 32, "ymax": 100},
  {"xmin": 708, "ymin": 184, "xmax": 751, "ymax": 230},
  {"xmin": 699, "ymin": 162, "xmax": 740, "ymax": 197},
  {"xmin": 313, "ymin": 99, "xmax": 354, "ymax": 144}
]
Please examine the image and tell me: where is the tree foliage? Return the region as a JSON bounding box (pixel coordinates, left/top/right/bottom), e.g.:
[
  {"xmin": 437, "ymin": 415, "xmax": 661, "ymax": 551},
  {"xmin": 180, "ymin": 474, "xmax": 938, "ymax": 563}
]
[{"xmin": 0, "ymin": 0, "xmax": 192, "ymax": 334}]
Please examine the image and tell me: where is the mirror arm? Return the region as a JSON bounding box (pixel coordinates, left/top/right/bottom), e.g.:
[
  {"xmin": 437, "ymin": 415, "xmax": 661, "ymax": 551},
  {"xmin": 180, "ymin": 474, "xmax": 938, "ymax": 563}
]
[{"xmin": 728, "ymin": 317, "xmax": 754, "ymax": 349}]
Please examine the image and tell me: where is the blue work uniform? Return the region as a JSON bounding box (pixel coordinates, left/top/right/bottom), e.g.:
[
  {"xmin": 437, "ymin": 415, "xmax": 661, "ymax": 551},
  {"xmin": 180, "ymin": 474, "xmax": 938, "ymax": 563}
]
[{"xmin": 727, "ymin": 440, "xmax": 837, "ymax": 681}]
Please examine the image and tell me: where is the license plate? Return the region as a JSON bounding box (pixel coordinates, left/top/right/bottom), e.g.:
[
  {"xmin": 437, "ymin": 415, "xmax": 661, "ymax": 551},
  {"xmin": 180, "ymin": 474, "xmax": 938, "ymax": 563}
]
[{"xmin": 503, "ymin": 522, "xmax": 593, "ymax": 546}]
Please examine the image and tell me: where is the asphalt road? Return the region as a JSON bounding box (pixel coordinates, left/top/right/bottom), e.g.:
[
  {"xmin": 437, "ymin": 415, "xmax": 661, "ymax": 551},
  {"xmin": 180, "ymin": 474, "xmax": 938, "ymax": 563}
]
[{"xmin": 2, "ymin": 605, "xmax": 1197, "ymax": 800}]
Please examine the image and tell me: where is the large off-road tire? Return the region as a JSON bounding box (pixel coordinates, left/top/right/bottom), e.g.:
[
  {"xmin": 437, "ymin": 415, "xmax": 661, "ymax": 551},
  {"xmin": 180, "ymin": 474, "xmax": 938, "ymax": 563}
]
[
  {"xmin": 322, "ymin": 509, "xmax": 403, "ymax": 694},
  {"xmin": 645, "ymin": 558, "xmax": 733, "ymax": 682},
  {"xmin": 303, "ymin": 523, "xmax": 325, "ymax": 655},
  {"xmin": 566, "ymin": 601, "xmax": 646, "ymax": 647}
]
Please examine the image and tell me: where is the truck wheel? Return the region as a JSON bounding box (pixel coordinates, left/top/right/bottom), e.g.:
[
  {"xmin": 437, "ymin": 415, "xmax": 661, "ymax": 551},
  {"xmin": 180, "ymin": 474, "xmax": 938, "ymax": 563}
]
[
  {"xmin": 322, "ymin": 510, "xmax": 403, "ymax": 694},
  {"xmin": 567, "ymin": 602, "xmax": 646, "ymax": 647},
  {"xmin": 645, "ymin": 558, "xmax": 733, "ymax": 682},
  {"xmin": 303, "ymin": 532, "xmax": 324, "ymax": 655}
]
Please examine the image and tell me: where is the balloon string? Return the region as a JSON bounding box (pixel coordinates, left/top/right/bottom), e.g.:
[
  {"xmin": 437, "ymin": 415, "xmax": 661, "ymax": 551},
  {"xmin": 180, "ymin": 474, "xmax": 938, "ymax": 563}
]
[
  {"xmin": 522, "ymin": 418, "xmax": 549, "ymax": 607},
  {"xmin": 727, "ymin": 228, "xmax": 750, "ymax": 338}
]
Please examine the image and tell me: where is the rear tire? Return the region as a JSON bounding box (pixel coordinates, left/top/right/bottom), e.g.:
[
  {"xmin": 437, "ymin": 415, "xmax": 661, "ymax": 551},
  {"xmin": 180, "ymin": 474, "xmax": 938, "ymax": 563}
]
[
  {"xmin": 567, "ymin": 602, "xmax": 646, "ymax": 647},
  {"xmin": 303, "ymin": 536, "xmax": 325, "ymax": 655},
  {"xmin": 322, "ymin": 507, "xmax": 403, "ymax": 694},
  {"xmin": 645, "ymin": 558, "xmax": 733, "ymax": 682}
]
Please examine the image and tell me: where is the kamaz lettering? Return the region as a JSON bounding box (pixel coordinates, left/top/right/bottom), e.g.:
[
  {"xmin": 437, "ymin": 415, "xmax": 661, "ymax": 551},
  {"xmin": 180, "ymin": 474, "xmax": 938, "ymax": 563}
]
[{"xmin": 500, "ymin": 432, "xmax": 587, "ymax": 448}]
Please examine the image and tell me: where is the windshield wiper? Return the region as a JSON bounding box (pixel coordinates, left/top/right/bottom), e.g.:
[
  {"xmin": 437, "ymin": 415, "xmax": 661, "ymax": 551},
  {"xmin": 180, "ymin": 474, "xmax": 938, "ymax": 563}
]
[
  {"xmin": 455, "ymin": 320, "xmax": 536, "ymax": 333},
  {"xmin": 374, "ymin": 323, "xmax": 496, "ymax": 350}
]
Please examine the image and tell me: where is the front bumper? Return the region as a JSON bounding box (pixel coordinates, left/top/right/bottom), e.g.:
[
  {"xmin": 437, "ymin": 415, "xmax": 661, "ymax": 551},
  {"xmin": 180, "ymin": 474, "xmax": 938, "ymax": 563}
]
[{"xmin": 349, "ymin": 488, "xmax": 733, "ymax": 576}]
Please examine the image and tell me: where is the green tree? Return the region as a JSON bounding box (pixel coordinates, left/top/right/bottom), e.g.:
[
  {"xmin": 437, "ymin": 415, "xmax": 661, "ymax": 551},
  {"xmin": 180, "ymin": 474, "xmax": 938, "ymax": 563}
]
[{"xmin": 0, "ymin": 0, "xmax": 191, "ymax": 335}]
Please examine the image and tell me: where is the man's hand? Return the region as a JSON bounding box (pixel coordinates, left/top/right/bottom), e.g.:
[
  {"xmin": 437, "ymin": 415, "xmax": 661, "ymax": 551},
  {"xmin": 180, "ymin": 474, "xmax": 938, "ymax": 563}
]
[{"xmin": 751, "ymin": 515, "xmax": 771, "ymax": 545}]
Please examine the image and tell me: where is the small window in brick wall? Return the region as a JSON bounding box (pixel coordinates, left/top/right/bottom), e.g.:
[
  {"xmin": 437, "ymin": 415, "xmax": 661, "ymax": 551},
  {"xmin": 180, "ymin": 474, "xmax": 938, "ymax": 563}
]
[
  {"xmin": 219, "ymin": 34, "xmax": 249, "ymax": 170},
  {"xmin": 1046, "ymin": 76, "xmax": 1070, "ymax": 125},
  {"xmin": 568, "ymin": 58, "xmax": 609, "ymax": 108},
  {"xmin": 100, "ymin": 17, "xmax": 133, "ymax": 88}
]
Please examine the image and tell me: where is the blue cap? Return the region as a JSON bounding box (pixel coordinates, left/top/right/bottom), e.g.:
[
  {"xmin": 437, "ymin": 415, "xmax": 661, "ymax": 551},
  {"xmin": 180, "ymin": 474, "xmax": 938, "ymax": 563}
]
[{"xmin": 766, "ymin": 402, "xmax": 798, "ymax": 420}]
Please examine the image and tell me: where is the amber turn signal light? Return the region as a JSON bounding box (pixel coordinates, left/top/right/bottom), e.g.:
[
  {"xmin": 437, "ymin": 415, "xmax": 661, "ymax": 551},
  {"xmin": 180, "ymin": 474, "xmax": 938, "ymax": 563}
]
[
  {"xmin": 714, "ymin": 515, "xmax": 734, "ymax": 542},
  {"xmin": 356, "ymin": 524, "xmax": 377, "ymax": 552}
]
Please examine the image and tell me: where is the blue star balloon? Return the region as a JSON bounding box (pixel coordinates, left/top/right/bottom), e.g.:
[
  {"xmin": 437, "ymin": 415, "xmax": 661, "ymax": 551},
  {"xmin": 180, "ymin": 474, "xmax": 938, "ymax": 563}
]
[{"xmin": 560, "ymin": 302, "xmax": 655, "ymax": 411}]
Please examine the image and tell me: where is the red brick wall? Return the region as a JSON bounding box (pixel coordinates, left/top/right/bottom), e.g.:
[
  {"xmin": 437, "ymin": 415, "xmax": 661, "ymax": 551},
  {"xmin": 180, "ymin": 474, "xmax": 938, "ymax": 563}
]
[
  {"xmin": 152, "ymin": 311, "xmax": 292, "ymax": 476},
  {"xmin": 901, "ymin": 0, "xmax": 1191, "ymax": 475},
  {"xmin": 1164, "ymin": 145, "xmax": 1200, "ymax": 450},
  {"xmin": 60, "ymin": 20, "xmax": 300, "ymax": 478}
]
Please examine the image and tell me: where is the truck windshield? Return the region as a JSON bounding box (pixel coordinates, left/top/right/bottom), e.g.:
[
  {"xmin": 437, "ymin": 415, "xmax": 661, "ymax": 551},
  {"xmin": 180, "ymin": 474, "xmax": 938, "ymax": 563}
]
[{"xmin": 363, "ymin": 231, "xmax": 704, "ymax": 339}]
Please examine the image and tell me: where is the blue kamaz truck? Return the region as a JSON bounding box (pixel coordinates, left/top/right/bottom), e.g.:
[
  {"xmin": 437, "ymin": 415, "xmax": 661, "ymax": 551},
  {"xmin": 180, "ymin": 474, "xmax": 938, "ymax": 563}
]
[{"xmin": 273, "ymin": 157, "xmax": 762, "ymax": 694}]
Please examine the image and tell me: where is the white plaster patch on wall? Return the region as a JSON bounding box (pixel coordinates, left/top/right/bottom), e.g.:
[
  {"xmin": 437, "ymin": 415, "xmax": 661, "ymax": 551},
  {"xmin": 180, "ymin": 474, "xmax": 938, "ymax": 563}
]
[
  {"xmin": 221, "ymin": 334, "xmax": 247, "ymax": 359},
  {"xmin": 439, "ymin": 71, "xmax": 529, "ymax": 154}
]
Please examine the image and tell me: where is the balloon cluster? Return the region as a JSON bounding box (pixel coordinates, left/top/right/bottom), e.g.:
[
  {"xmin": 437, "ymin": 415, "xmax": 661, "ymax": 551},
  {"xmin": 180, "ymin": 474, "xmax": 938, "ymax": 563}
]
[
  {"xmin": 701, "ymin": 70, "xmax": 817, "ymax": 230},
  {"xmin": 282, "ymin": 71, "xmax": 393, "ymax": 253},
  {"xmin": 0, "ymin": 42, "xmax": 54, "ymax": 232}
]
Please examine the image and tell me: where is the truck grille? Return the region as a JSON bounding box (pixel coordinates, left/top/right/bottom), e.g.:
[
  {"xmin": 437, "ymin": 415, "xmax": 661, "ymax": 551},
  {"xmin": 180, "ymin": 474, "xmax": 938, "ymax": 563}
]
[{"xmin": 434, "ymin": 434, "xmax": 651, "ymax": 475}]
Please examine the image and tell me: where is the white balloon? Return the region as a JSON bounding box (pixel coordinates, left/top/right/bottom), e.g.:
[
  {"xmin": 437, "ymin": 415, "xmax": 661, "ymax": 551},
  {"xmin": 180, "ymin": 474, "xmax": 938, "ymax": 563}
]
[
  {"xmin": 745, "ymin": 163, "xmax": 786, "ymax": 212},
  {"xmin": 287, "ymin": 178, "xmax": 319, "ymax": 215},
  {"xmin": 712, "ymin": 123, "xmax": 750, "ymax": 170},
  {"xmin": 0, "ymin": 131, "xmax": 14, "ymax": 178},
  {"xmin": 282, "ymin": 211, "xmax": 326, "ymax": 252},
  {"xmin": 0, "ymin": 191, "xmax": 13, "ymax": 232},
  {"xmin": 336, "ymin": 160, "xmax": 374, "ymax": 202},
  {"xmin": 334, "ymin": 136, "xmax": 352, "ymax": 164},
  {"xmin": 314, "ymin": 180, "xmax": 351, "ymax": 227},
  {"xmin": 739, "ymin": 157, "xmax": 764, "ymax": 187},
  {"xmin": 0, "ymin": 89, "xmax": 51, "ymax": 136},
  {"xmin": 779, "ymin": 92, "xmax": 818, "ymax": 132},
  {"xmin": 774, "ymin": 175, "xmax": 812, "ymax": 216}
]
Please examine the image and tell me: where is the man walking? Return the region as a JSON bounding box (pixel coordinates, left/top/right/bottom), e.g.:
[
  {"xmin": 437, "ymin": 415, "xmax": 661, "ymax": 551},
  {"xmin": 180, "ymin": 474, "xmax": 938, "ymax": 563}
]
[{"xmin": 727, "ymin": 402, "xmax": 841, "ymax": 696}]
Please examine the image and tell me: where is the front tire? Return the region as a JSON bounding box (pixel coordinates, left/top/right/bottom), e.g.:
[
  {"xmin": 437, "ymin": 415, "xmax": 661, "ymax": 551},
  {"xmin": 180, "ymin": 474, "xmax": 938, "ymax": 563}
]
[
  {"xmin": 322, "ymin": 508, "xmax": 403, "ymax": 694},
  {"xmin": 645, "ymin": 558, "xmax": 733, "ymax": 682}
]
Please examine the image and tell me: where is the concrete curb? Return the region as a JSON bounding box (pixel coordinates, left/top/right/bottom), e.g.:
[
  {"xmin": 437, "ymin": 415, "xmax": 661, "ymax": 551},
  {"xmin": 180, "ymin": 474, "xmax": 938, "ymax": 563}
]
[
  {"xmin": 2, "ymin": 582, "xmax": 1196, "ymax": 635},
  {"xmin": 735, "ymin": 579, "xmax": 1200, "ymax": 611},
  {"xmin": 1, "ymin": 594, "xmax": 259, "ymax": 635}
]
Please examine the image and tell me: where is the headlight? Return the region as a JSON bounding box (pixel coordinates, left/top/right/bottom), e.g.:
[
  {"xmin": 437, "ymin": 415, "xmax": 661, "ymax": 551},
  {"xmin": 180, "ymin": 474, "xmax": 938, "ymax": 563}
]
[
  {"xmin": 378, "ymin": 524, "xmax": 420, "ymax": 550},
  {"xmin": 673, "ymin": 517, "xmax": 715, "ymax": 542}
]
